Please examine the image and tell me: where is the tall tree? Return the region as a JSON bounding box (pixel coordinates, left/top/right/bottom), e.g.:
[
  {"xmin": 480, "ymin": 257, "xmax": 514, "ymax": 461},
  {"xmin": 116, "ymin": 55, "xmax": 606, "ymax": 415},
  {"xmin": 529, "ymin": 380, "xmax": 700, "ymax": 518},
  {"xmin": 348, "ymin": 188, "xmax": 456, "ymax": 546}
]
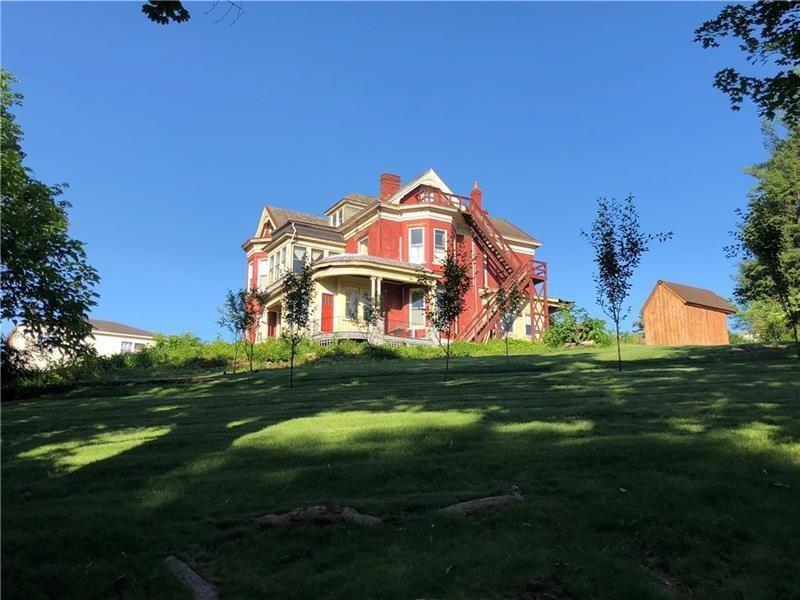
[
  {"xmin": 729, "ymin": 122, "xmax": 800, "ymax": 359},
  {"xmin": 582, "ymin": 196, "xmax": 671, "ymax": 371},
  {"xmin": 494, "ymin": 281, "xmax": 526, "ymax": 362},
  {"xmin": 1, "ymin": 70, "xmax": 100, "ymax": 359},
  {"xmin": 282, "ymin": 262, "xmax": 314, "ymax": 388},
  {"xmin": 695, "ymin": 2, "xmax": 800, "ymax": 123},
  {"xmin": 417, "ymin": 246, "xmax": 472, "ymax": 381}
]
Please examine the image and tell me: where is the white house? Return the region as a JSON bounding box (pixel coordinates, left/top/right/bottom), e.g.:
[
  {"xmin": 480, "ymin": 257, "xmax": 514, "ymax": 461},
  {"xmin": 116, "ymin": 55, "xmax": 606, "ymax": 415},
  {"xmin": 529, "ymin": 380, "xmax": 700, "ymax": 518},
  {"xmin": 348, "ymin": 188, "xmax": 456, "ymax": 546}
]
[{"xmin": 8, "ymin": 319, "xmax": 156, "ymax": 369}]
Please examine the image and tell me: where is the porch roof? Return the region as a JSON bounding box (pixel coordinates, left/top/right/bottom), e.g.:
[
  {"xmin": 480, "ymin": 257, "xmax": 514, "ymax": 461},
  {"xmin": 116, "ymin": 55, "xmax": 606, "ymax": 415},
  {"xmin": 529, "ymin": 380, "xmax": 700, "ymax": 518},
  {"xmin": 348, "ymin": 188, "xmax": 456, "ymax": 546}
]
[{"xmin": 314, "ymin": 253, "xmax": 431, "ymax": 272}]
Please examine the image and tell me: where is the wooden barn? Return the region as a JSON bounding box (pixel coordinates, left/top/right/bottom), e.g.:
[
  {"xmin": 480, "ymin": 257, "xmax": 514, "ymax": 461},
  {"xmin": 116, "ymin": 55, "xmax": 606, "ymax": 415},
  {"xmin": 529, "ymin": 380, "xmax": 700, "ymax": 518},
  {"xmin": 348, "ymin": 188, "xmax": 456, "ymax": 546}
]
[{"xmin": 642, "ymin": 280, "xmax": 736, "ymax": 346}]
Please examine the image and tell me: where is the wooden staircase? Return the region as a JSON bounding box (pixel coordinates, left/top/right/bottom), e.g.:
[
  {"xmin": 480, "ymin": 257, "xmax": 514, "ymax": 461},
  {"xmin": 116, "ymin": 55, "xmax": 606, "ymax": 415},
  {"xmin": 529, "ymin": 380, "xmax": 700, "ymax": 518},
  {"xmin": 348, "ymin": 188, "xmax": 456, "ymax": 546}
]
[{"xmin": 457, "ymin": 200, "xmax": 549, "ymax": 342}]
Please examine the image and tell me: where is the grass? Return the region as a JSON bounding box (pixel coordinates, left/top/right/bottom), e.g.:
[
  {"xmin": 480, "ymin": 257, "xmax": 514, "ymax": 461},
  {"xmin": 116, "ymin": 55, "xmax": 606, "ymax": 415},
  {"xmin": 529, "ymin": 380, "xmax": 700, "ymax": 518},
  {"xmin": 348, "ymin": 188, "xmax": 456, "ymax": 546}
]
[{"xmin": 2, "ymin": 344, "xmax": 799, "ymax": 599}]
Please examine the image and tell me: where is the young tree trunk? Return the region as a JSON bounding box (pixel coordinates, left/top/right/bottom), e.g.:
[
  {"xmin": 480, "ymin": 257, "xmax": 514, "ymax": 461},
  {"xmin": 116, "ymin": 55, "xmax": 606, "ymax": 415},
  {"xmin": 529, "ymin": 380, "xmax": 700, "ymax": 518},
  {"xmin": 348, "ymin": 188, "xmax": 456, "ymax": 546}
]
[
  {"xmin": 791, "ymin": 320, "xmax": 800, "ymax": 362},
  {"xmin": 444, "ymin": 333, "xmax": 451, "ymax": 381},
  {"xmin": 615, "ymin": 321, "xmax": 622, "ymax": 372},
  {"xmin": 505, "ymin": 333, "xmax": 510, "ymax": 363},
  {"xmin": 247, "ymin": 341, "xmax": 255, "ymax": 372},
  {"xmin": 232, "ymin": 338, "xmax": 240, "ymax": 374},
  {"xmin": 289, "ymin": 336, "xmax": 295, "ymax": 388}
]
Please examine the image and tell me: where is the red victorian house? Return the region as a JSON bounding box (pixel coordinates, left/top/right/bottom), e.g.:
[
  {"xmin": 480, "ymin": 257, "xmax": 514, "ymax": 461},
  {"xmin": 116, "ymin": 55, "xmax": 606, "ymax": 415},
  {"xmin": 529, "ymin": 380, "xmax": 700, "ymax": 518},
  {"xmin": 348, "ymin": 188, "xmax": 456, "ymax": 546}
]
[{"xmin": 242, "ymin": 169, "xmax": 559, "ymax": 345}]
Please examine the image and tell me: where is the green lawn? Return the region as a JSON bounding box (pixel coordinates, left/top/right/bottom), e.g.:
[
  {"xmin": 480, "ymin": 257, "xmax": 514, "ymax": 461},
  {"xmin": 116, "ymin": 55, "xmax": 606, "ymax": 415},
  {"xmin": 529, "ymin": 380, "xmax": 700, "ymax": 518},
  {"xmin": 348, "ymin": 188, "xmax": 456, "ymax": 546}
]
[{"xmin": 3, "ymin": 345, "xmax": 799, "ymax": 599}]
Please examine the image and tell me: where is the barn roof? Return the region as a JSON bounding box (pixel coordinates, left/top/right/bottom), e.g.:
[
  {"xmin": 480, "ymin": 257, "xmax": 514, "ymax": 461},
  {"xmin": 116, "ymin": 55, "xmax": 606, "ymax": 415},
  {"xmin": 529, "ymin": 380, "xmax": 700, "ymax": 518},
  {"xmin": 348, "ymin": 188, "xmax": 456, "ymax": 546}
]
[{"xmin": 658, "ymin": 281, "xmax": 736, "ymax": 314}]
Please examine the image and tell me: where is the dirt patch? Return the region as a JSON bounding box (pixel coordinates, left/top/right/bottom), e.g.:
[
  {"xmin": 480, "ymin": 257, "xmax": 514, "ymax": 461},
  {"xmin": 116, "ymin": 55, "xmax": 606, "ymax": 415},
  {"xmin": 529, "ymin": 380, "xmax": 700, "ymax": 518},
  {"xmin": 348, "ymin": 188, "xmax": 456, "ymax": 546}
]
[{"xmin": 255, "ymin": 504, "xmax": 382, "ymax": 527}]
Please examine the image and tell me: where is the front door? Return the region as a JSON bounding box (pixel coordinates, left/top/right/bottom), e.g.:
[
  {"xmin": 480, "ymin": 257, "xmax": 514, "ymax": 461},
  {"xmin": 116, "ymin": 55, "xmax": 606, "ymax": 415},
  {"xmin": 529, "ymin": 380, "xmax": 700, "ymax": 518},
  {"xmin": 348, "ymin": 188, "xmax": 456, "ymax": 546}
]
[
  {"xmin": 321, "ymin": 293, "xmax": 334, "ymax": 333},
  {"xmin": 267, "ymin": 311, "xmax": 277, "ymax": 338}
]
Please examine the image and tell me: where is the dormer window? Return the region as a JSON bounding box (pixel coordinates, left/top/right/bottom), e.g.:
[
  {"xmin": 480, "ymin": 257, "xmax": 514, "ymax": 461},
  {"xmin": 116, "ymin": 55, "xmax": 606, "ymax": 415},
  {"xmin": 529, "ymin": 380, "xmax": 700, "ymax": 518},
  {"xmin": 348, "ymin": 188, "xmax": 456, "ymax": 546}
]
[{"xmin": 329, "ymin": 208, "xmax": 344, "ymax": 227}]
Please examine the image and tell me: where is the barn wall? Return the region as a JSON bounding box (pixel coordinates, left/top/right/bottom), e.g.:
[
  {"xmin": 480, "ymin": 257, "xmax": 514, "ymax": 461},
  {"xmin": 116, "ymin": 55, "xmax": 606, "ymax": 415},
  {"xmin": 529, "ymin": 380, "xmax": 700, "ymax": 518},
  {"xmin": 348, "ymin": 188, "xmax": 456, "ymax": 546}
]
[{"xmin": 643, "ymin": 284, "xmax": 730, "ymax": 346}]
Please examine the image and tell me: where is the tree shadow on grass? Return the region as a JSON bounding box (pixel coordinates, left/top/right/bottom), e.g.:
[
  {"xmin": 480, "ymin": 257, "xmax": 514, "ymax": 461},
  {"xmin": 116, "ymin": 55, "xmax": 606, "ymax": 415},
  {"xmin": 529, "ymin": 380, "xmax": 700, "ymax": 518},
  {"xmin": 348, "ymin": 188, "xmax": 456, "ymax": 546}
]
[{"xmin": 2, "ymin": 345, "xmax": 799, "ymax": 598}]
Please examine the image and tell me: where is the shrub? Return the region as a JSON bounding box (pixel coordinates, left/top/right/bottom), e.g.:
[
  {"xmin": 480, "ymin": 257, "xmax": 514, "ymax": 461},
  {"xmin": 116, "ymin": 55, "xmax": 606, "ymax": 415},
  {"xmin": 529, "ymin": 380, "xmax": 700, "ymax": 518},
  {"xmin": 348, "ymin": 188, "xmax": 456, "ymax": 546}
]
[
  {"xmin": 542, "ymin": 306, "xmax": 612, "ymax": 348},
  {"xmin": 735, "ymin": 300, "xmax": 791, "ymax": 344}
]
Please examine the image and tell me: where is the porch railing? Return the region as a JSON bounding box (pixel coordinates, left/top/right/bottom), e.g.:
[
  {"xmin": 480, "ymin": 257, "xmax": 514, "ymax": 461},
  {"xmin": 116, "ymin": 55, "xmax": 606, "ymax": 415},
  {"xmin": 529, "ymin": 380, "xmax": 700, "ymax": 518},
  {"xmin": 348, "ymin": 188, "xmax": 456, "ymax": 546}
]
[{"xmin": 309, "ymin": 316, "xmax": 432, "ymax": 340}]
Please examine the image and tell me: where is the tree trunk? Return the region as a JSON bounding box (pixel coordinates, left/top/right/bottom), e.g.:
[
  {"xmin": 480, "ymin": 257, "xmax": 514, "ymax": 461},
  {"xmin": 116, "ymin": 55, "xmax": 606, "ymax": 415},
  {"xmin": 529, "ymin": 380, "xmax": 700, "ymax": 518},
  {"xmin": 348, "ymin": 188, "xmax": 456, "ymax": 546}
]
[
  {"xmin": 232, "ymin": 339, "xmax": 240, "ymax": 374},
  {"xmin": 791, "ymin": 320, "xmax": 800, "ymax": 362},
  {"xmin": 444, "ymin": 334, "xmax": 451, "ymax": 381},
  {"xmin": 289, "ymin": 337, "xmax": 295, "ymax": 389},
  {"xmin": 615, "ymin": 321, "xmax": 622, "ymax": 372},
  {"xmin": 247, "ymin": 342, "xmax": 254, "ymax": 372},
  {"xmin": 505, "ymin": 333, "xmax": 510, "ymax": 363}
]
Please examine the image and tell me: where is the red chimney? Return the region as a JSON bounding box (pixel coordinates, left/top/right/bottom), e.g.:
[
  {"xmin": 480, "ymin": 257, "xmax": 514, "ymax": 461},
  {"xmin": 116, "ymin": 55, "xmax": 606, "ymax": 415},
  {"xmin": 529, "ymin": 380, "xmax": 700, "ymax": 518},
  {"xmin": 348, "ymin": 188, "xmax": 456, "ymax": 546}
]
[
  {"xmin": 380, "ymin": 173, "xmax": 401, "ymax": 201},
  {"xmin": 470, "ymin": 180, "xmax": 483, "ymax": 210}
]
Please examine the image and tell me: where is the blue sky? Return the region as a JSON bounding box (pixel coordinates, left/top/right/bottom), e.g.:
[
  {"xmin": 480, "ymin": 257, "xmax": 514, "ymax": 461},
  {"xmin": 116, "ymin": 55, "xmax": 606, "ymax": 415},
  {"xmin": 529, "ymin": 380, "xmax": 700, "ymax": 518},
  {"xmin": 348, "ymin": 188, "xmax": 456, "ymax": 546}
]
[{"xmin": 3, "ymin": 1, "xmax": 766, "ymax": 339}]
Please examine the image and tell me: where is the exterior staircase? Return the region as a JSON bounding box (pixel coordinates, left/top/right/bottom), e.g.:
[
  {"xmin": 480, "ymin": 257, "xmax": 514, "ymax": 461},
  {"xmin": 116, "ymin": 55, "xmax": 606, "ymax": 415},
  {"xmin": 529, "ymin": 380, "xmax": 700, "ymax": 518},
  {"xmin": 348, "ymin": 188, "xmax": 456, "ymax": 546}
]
[
  {"xmin": 411, "ymin": 184, "xmax": 550, "ymax": 342},
  {"xmin": 457, "ymin": 198, "xmax": 549, "ymax": 342}
]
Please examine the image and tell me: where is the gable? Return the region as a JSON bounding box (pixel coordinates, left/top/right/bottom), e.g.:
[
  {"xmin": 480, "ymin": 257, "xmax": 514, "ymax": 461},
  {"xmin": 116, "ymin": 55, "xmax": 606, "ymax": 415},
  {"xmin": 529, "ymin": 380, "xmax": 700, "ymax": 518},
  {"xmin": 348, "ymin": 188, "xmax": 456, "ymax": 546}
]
[{"xmin": 384, "ymin": 169, "xmax": 455, "ymax": 205}]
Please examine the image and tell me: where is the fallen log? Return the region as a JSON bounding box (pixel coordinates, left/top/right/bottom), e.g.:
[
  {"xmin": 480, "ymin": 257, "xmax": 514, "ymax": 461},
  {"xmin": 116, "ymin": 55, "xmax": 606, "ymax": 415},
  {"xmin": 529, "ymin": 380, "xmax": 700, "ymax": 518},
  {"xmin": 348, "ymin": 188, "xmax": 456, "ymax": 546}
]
[
  {"xmin": 164, "ymin": 555, "xmax": 218, "ymax": 600},
  {"xmin": 255, "ymin": 504, "xmax": 382, "ymax": 527},
  {"xmin": 439, "ymin": 486, "xmax": 524, "ymax": 515}
]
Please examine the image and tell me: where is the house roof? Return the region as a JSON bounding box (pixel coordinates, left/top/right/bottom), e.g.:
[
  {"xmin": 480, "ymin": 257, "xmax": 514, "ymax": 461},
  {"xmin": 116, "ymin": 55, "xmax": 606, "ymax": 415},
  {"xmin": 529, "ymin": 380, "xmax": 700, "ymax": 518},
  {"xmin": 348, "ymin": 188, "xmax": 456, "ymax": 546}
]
[
  {"xmin": 490, "ymin": 217, "xmax": 540, "ymax": 245},
  {"xmin": 290, "ymin": 223, "xmax": 345, "ymax": 244},
  {"xmin": 658, "ymin": 281, "xmax": 736, "ymax": 314},
  {"xmin": 88, "ymin": 319, "xmax": 154, "ymax": 338},
  {"xmin": 343, "ymin": 193, "xmax": 378, "ymax": 206},
  {"xmin": 265, "ymin": 205, "xmax": 328, "ymax": 228}
]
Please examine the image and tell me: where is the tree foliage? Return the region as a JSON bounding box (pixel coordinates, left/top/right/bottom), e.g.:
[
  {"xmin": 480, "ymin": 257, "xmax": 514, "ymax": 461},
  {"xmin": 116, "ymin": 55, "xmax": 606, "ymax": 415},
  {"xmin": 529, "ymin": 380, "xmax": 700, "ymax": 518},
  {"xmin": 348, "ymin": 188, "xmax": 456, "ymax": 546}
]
[
  {"xmin": 217, "ymin": 287, "xmax": 269, "ymax": 373},
  {"xmin": 1, "ymin": 70, "xmax": 100, "ymax": 360},
  {"xmin": 729, "ymin": 122, "xmax": 800, "ymax": 358},
  {"xmin": 582, "ymin": 195, "xmax": 671, "ymax": 371},
  {"xmin": 282, "ymin": 261, "xmax": 314, "ymax": 388},
  {"xmin": 141, "ymin": 1, "xmax": 190, "ymax": 25},
  {"xmin": 541, "ymin": 305, "xmax": 611, "ymax": 349},
  {"xmin": 417, "ymin": 246, "xmax": 472, "ymax": 381},
  {"xmin": 347, "ymin": 292, "xmax": 383, "ymax": 369},
  {"xmin": 695, "ymin": 2, "xmax": 800, "ymax": 123}
]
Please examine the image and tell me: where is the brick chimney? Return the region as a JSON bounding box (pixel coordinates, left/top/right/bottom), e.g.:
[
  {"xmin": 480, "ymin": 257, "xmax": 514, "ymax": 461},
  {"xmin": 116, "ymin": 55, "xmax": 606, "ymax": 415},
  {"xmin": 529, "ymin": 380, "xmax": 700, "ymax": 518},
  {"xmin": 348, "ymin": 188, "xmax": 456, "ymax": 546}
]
[
  {"xmin": 470, "ymin": 180, "xmax": 483, "ymax": 210},
  {"xmin": 380, "ymin": 173, "xmax": 401, "ymax": 201}
]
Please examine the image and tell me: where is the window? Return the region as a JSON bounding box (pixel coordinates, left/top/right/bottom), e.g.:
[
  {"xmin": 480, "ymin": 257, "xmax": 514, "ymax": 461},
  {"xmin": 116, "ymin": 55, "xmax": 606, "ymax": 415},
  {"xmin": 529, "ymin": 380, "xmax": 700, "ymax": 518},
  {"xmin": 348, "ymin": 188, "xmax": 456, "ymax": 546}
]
[
  {"xmin": 346, "ymin": 288, "xmax": 360, "ymax": 320},
  {"xmin": 267, "ymin": 255, "xmax": 275, "ymax": 284},
  {"xmin": 121, "ymin": 341, "xmax": 133, "ymax": 353},
  {"xmin": 358, "ymin": 237, "xmax": 369, "ymax": 255},
  {"xmin": 329, "ymin": 208, "xmax": 343, "ymax": 227},
  {"xmin": 293, "ymin": 245, "xmax": 307, "ymax": 272},
  {"xmin": 247, "ymin": 261, "xmax": 254, "ymax": 288},
  {"xmin": 134, "ymin": 343, "xmax": 145, "ymax": 351},
  {"xmin": 259, "ymin": 258, "xmax": 269, "ymax": 288},
  {"xmin": 525, "ymin": 313, "xmax": 531, "ymax": 336},
  {"xmin": 311, "ymin": 248, "xmax": 324, "ymax": 262},
  {"xmin": 409, "ymin": 227, "xmax": 424, "ymax": 263},
  {"xmin": 410, "ymin": 289, "xmax": 426, "ymax": 328},
  {"xmin": 434, "ymin": 229, "xmax": 447, "ymax": 262}
]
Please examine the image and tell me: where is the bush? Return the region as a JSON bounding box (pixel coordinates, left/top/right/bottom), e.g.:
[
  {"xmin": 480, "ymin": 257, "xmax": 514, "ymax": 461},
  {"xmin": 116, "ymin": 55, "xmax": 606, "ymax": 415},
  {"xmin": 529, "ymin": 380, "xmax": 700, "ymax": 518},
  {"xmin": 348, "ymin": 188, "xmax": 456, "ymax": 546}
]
[
  {"xmin": 542, "ymin": 306, "xmax": 612, "ymax": 348},
  {"xmin": 735, "ymin": 300, "xmax": 791, "ymax": 344}
]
